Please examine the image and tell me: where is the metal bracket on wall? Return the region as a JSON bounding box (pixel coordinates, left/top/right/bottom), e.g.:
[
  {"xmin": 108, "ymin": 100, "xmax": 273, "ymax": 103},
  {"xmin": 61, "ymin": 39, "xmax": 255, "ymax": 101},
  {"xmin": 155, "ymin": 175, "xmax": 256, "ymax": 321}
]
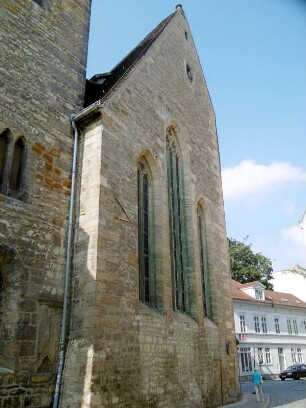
[{"xmin": 114, "ymin": 196, "xmax": 133, "ymax": 224}]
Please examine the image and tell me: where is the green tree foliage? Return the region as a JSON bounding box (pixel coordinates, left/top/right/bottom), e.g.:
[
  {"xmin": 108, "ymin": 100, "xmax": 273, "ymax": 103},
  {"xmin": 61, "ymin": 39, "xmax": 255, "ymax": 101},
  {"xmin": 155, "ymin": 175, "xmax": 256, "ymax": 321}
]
[{"xmin": 228, "ymin": 237, "xmax": 274, "ymax": 290}]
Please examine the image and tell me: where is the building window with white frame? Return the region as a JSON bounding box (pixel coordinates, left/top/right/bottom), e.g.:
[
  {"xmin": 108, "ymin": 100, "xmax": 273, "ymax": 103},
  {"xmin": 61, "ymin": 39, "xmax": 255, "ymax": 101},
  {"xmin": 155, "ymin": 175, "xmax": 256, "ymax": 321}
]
[
  {"xmin": 257, "ymin": 348, "xmax": 264, "ymax": 365},
  {"xmin": 265, "ymin": 347, "xmax": 272, "ymax": 364},
  {"xmin": 293, "ymin": 319, "xmax": 298, "ymax": 335},
  {"xmin": 302, "ymin": 320, "xmax": 306, "ymax": 332},
  {"xmin": 255, "ymin": 289, "xmax": 263, "ymax": 300},
  {"xmin": 240, "ymin": 347, "xmax": 252, "ymax": 373},
  {"xmin": 287, "ymin": 319, "xmax": 293, "ymax": 335},
  {"xmin": 261, "ymin": 316, "xmax": 267, "ymax": 333},
  {"xmin": 278, "ymin": 348, "xmax": 285, "ymax": 371},
  {"xmin": 291, "ymin": 348, "xmax": 297, "ymax": 363},
  {"xmin": 297, "ymin": 348, "xmax": 303, "ymax": 363},
  {"xmin": 274, "ymin": 317, "xmax": 280, "ymax": 334},
  {"xmin": 240, "ymin": 315, "xmax": 246, "ymax": 333},
  {"xmin": 254, "ymin": 316, "xmax": 260, "ymax": 333}
]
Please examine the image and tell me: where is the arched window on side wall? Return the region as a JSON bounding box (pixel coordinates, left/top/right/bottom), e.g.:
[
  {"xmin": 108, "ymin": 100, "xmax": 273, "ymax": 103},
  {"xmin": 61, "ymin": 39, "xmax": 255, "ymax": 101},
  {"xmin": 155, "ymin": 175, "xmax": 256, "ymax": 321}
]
[
  {"xmin": 0, "ymin": 130, "xmax": 10, "ymax": 190},
  {"xmin": 0, "ymin": 131, "xmax": 27, "ymax": 197},
  {"xmin": 138, "ymin": 158, "xmax": 155, "ymax": 306},
  {"xmin": 166, "ymin": 127, "xmax": 188, "ymax": 312},
  {"xmin": 197, "ymin": 203, "xmax": 211, "ymax": 318},
  {"xmin": 9, "ymin": 138, "xmax": 26, "ymax": 191}
]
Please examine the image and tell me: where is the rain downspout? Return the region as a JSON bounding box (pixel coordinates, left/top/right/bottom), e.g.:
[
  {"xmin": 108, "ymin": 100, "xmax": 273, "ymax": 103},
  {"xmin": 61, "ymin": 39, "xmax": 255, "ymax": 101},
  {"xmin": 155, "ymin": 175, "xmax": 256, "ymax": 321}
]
[{"xmin": 52, "ymin": 101, "xmax": 101, "ymax": 408}]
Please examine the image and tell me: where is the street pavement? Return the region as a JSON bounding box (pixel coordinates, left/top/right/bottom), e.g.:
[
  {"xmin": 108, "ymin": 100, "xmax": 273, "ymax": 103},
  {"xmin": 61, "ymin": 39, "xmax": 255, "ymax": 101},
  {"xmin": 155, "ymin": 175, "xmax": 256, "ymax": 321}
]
[
  {"xmin": 219, "ymin": 391, "xmax": 270, "ymax": 408},
  {"xmin": 219, "ymin": 378, "xmax": 306, "ymax": 408},
  {"xmin": 268, "ymin": 379, "xmax": 306, "ymax": 408}
]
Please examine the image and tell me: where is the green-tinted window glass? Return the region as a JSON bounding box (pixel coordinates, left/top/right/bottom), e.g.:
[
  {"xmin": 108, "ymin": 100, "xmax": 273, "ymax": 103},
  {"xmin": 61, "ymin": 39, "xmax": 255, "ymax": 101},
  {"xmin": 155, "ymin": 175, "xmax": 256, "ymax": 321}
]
[
  {"xmin": 138, "ymin": 160, "xmax": 155, "ymax": 305},
  {"xmin": 197, "ymin": 204, "xmax": 211, "ymax": 318},
  {"xmin": 166, "ymin": 128, "xmax": 188, "ymax": 312}
]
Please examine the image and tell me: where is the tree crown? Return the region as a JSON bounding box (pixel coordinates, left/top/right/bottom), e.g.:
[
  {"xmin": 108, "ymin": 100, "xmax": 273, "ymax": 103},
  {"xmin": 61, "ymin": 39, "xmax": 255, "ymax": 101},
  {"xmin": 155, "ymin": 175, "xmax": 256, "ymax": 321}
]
[{"xmin": 228, "ymin": 237, "xmax": 273, "ymax": 290}]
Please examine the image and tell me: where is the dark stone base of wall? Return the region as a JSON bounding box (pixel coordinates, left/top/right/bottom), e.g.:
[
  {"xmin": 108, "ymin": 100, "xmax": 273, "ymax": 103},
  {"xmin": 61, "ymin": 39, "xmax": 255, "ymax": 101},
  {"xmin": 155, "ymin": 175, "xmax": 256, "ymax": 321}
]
[{"xmin": 0, "ymin": 372, "xmax": 55, "ymax": 408}]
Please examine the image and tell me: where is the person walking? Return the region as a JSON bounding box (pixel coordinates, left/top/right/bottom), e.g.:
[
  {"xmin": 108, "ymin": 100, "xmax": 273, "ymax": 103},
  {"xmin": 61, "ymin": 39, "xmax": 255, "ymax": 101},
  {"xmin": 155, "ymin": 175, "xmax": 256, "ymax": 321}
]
[{"xmin": 252, "ymin": 368, "xmax": 264, "ymax": 403}]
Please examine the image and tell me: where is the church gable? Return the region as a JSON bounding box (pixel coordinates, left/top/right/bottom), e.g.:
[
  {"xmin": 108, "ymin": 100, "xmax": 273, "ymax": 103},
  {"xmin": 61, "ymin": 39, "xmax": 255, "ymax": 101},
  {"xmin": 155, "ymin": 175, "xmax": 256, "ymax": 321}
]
[
  {"xmin": 84, "ymin": 10, "xmax": 176, "ymax": 107},
  {"xmin": 62, "ymin": 6, "xmax": 238, "ymax": 408},
  {"xmin": 84, "ymin": 5, "xmax": 213, "ymax": 115}
]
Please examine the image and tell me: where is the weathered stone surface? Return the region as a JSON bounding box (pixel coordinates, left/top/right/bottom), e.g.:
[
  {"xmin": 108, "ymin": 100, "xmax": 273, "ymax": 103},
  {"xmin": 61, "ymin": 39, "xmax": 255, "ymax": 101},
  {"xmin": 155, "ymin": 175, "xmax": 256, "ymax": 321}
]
[
  {"xmin": 0, "ymin": 0, "xmax": 91, "ymax": 406},
  {"xmin": 1, "ymin": 3, "xmax": 238, "ymax": 407}
]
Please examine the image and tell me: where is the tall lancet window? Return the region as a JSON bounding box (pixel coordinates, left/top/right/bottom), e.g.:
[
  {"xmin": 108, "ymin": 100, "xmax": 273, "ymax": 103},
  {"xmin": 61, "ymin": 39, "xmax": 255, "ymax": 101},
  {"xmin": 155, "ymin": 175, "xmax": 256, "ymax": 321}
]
[
  {"xmin": 166, "ymin": 127, "xmax": 188, "ymax": 312},
  {"xmin": 0, "ymin": 130, "xmax": 10, "ymax": 190},
  {"xmin": 138, "ymin": 158, "xmax": 155, "ymax": 305},
  {"xmin": 197, "ymin": 203, "xmax": 211, "ymax": 318},
  {"xmin": 9, "ymin": 138, "xmax": 26, "ymax": 191}
]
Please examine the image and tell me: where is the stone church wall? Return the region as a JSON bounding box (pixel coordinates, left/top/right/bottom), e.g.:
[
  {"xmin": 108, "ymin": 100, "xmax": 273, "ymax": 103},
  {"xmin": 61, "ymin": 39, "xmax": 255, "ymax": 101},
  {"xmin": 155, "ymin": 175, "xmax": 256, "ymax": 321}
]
[
  {"xmin": 61, "ymin": 10, "xmax": 238, "ymax": 408},
  {"xmin": 0, "ymin": 1, "xmax": 91, "ymax": 406}
]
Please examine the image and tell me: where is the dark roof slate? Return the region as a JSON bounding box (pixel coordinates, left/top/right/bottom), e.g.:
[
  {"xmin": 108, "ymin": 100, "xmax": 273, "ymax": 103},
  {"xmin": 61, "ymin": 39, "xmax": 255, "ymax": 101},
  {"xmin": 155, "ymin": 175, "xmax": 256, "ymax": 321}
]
[{"xmin": 84, "ymin": 11, "xmax": 177, "ymax": 107}]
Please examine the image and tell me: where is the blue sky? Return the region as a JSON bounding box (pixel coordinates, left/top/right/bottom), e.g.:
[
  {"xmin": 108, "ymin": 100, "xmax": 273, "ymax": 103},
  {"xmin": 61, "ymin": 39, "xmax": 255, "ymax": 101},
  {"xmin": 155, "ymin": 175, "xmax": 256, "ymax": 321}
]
[{"xmin": 87, "ymin": 0, "xmax": 306, "ymax": 271}]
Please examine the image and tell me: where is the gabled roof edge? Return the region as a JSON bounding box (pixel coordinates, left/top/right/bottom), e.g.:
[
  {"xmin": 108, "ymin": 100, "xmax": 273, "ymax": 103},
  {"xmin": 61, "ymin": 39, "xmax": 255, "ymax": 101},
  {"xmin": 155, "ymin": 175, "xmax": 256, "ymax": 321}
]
[{"xmin": 84, "ymin": 8, "xmax": 182, "ymax": 107}]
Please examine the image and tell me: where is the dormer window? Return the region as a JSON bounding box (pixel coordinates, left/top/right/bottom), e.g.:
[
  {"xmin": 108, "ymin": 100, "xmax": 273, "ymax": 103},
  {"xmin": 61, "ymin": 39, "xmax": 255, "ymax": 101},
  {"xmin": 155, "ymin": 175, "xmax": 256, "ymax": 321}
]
[
  {"xmin": 255, "ymin": 289, "xmax": 263, "ymax": 300},
  {"xmin": 240, "ymin": 282, "xmax": 265, "ymax": 300}
]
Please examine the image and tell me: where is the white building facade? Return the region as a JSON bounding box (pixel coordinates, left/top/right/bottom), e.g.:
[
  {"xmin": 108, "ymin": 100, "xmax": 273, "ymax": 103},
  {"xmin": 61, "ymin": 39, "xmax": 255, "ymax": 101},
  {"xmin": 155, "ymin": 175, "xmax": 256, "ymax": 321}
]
[{"xmin": 232, "ymin": 280, "xmax": 306, "ymax": 380}]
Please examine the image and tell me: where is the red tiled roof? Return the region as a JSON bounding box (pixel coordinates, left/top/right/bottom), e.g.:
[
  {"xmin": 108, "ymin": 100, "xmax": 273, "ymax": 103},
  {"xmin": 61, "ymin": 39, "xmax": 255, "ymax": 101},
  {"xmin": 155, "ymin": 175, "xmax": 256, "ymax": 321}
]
[{"xmin": 231, "ymin": 279, "xmax": 306, "ymax": 308}]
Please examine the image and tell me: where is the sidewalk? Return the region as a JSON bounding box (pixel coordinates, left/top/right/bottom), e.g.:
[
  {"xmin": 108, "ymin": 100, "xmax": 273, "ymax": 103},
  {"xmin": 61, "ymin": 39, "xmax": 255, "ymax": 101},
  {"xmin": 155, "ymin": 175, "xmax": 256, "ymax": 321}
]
[{"xmin": 219, "ymin": 392, "xmax": 270, "ymax": 408}]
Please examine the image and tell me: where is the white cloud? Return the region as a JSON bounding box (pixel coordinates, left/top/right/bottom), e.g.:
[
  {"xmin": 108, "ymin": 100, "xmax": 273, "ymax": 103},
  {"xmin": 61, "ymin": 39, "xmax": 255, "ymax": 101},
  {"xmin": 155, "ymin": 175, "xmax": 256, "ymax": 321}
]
[
  {"xmin": 281, "ymin": 225, "xmax": 305, "ymax": 248},
  {"xmin": 222, "ymin": 160, "xmax": 306, "ymax": 200},
  {"xmin": 252, "ymin": 225, "xmax": 306, "ymax": 272},
  {"xmin": 274, "ymin": 225, "xmax": 306, "ymax": 270},
  {"xmin": 281, "ymin": 201, "xmax": 296, "ymax": 217}
]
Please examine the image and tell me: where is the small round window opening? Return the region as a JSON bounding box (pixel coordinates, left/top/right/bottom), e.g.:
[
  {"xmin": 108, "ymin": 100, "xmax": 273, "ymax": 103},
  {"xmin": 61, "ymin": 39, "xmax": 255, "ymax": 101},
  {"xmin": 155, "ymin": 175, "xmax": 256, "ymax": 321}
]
[{"xmin": 186, "ymin": 64, "xmax": 194, "ymax": 83}]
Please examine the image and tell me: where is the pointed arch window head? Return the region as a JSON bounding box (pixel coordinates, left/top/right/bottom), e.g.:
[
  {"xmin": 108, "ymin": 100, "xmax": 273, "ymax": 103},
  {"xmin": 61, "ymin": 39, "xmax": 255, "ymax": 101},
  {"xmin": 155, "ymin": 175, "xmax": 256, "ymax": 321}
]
[
  {"xmin": 166, "ymin": 127, "xmax": 189, "ymax": 312},
  {"xmin": 138, "ymin": 158, "xmax": 155, "ymax": 306},
  {"xmin": 166, "ymin": 127, "xmax": 180, "ymax": 156},
  {"xmin": 197, "ymin": 203, "xmax": 211, "ymax": 318}
]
